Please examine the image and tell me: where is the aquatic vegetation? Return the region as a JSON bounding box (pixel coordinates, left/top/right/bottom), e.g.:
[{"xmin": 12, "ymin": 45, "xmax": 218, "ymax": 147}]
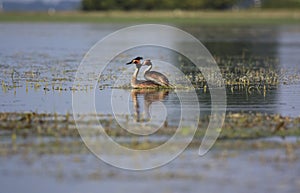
[
  {"xmin": 0, "ymin": 112, "xmax": 299, "ymax": 143},
  {"xmin": 96, "ymin": 55, "xmax": 299, "ymax": 91},
  {"xmin": 0, "ymin": 53, "xmax": 299, "ymax": 93},
  {"xmin": 0, "ymin": 111, "xmax": 300, "ymax": 170},
  {"xmin": 180, "ymin": 56, "xmax": 284, "ymax": 91}
]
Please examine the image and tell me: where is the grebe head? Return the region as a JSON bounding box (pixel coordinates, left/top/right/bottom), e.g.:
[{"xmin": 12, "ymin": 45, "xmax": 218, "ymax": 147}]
[
  {"xmin": 126, "ymin": 57, "xmax": 143, "ymax": 68},
  {"xmin": 126, "ymin": 57, "xmax": 143, "ymax": 65},
  {"xmin": 142, "ymin": 59, "xmax": 152, "ymax": 66}
]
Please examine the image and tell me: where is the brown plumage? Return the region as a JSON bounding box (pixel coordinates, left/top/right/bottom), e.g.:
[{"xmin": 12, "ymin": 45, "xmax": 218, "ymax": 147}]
[
  {"xmin": 126, "ymin": 57, "xmax": 160, "ymax": 89},
  {"xmin": 142, "ymin": 59, "xmax": 173, "ymax": 88},
  {"xmin": 126, "ymin": 57, "xmax": 173, "ymax": 89}
]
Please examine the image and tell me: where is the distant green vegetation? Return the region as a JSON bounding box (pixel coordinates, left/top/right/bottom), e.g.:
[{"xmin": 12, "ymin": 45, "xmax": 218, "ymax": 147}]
[
  {"xmin": 0, "ymin": 10, "xmax": 300, "ymax": 24},
  {"xmin": 262, "ymin": 0, "xmax": 300, "ymax": 8},
  {"xmin": 81, "ymin": 0, "xmax": 238, "ymax": 11}
]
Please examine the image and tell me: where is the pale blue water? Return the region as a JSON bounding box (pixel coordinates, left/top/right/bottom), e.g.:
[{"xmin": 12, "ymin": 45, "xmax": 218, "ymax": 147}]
[
  {"xmin": 0, "ymin": 23, "xmax": 300, "ymax": 116},
  {"xmin": 0, "ymin": 23, "xmax": 300, "ymax": 193}
]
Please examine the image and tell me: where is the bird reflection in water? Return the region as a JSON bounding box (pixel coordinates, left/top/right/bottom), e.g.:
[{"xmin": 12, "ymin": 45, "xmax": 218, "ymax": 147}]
[{"xmin": 131, "ymin": 89, "xmax": 169, "ymax": 123}]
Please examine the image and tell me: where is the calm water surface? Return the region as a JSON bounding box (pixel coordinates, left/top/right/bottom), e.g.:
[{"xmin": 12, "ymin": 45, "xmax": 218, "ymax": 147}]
[
  {"xmin": 1, "ymin": 23, "xmax": 300, "ymax": 193},
  {"xmin": 0, "ymin": 23, "xmax": 299, "ymax": 116}
]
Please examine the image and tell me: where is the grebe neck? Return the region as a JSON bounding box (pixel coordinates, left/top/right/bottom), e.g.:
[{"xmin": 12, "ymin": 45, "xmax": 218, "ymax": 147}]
[
  {"xmin": 132, "ymin": 67, "xmax": 140, "ymax": 85},
  {"xmin": 144, "ymin": 64, "xmax": 152, "ymax": 74}
]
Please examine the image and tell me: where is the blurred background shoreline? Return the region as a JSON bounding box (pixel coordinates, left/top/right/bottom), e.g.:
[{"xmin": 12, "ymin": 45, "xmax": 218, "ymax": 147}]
[
  {"xmin": 0, "ymin": 0, "xmax": 299, "ymax": 25},
  {"xmin": 0, "ymin": 10, "xmax": 300, "ymax": 24}
]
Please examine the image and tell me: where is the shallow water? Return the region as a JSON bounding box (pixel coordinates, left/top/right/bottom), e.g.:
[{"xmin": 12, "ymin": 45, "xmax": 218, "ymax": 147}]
[
  {"xmin": 1, "ymin": 22, "xmax": 300, "ymax": 193},
  {"xmin": 1, "ymin": 140, "xmax": 300, "ymax": 193},
  {"xmin": 0, "ymin": 23, "xmax": 300, "ymax": 117},
  {"xmin": 2, "ymin": 84, "xmax": 300, "ymax": 117}
]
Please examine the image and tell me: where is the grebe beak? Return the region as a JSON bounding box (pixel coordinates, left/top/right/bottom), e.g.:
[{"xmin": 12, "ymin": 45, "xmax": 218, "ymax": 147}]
[{"xmin": 126, "ymin": 60, "xmax": 133, "ymax": 65}]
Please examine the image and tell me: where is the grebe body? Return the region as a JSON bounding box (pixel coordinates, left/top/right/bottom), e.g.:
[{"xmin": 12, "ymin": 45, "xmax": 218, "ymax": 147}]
[
  {"xmin": 126, "ymin": 57, "xmax": 160, "ymax": 89},
  {"xmin": 142, "ymin": 59, "xmax": 172, "ymax": 88}
]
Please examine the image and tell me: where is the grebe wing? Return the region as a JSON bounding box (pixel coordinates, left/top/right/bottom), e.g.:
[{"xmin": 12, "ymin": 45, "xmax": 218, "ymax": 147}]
[{"xmin": 144, "ymin": 71, "xmax": 169, "ymax": 86}]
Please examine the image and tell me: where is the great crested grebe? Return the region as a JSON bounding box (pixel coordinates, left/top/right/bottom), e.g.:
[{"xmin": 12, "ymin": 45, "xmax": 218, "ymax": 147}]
[
  {"xmin": 126, "ymin": 57, "xmax": 160, "ymax": 89},
  {"xmin": 142, "ymin": 59, "xmax": 173, "ymax": 88}
]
